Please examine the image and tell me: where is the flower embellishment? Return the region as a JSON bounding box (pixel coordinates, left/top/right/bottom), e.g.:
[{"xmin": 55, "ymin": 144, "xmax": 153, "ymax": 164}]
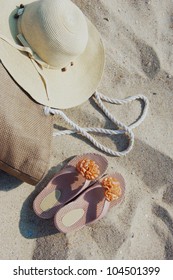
[
  {"xmin": 76, "ymin": 158, "xmax": 100, "ymax": 180},
  {"xmin": 102, "ymin": 177, "xmax": 122, "ymax": 202}
]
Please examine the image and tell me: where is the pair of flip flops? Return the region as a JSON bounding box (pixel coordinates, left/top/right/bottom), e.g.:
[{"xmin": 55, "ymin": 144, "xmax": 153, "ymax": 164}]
[{"xmin": 33, "ymin": 153, "xmax": 125, "ymax": 233}]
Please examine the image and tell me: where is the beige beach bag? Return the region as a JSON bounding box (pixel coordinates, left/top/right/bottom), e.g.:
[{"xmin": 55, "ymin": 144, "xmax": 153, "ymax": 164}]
[{"xmin": 0, "ymin": 63, "xmax": 53, "ymax": 185}]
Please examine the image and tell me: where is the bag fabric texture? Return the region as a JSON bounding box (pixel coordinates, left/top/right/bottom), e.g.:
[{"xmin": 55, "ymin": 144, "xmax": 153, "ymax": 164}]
[{"xmin": 0, "ymin": 62, "xmax": 53, "ymax": 185}]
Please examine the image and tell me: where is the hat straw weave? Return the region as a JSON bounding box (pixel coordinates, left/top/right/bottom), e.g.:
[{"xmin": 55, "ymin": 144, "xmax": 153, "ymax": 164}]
[{"xmin": 0, "ymin": 0, "xmax": 105, "ymax": 109}]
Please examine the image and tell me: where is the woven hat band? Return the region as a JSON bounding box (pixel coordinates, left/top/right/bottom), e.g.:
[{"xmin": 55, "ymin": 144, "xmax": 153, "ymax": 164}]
[{"xmin": 17, "ymin": 0, "xmax": 89, "ymax": 69}]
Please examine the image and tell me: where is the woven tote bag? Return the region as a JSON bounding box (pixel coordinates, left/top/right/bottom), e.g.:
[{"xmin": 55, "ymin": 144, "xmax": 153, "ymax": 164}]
[{"xmin": 0, "ymin": 62, "xmax": 53, "ymax": 185}]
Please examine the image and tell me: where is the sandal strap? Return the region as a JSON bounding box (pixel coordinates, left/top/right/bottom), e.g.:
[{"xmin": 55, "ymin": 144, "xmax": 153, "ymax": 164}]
[{"xmin": 94, "ymin": 199, "xmax": 110, "ymax": 222}]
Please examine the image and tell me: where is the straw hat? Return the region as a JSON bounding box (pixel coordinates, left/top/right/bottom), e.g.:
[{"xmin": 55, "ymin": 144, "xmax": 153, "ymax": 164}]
[{"xmin": 0, "ymin": 0, "xmax": 105, "ymax": 109}]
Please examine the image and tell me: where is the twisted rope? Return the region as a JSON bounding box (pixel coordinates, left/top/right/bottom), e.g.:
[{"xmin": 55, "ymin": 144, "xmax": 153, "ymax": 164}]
[
  {"xmin": 44, "ymin": 91, "xmax": 149, "ymax": 156},
  {"xmin": 95, "ymin": 92, "xmax": 149, "ymax": 129}
]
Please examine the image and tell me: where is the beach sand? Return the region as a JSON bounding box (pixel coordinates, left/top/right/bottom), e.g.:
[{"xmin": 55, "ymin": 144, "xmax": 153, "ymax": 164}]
[{"xmin": 0, "ymin": 0, "xmax": 173, "ymax": 260}]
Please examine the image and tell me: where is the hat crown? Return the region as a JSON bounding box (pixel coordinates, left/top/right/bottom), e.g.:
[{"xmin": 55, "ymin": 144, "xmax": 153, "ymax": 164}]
[{"xmin": 19, "ymin": 0, "xmax": 88, "ymax": 68}]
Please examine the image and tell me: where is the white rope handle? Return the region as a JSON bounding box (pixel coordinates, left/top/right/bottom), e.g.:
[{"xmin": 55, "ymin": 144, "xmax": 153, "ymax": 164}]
[
  {"xmin": 44, "ymin": 91, "xmax": 149, "ymax": 156},
  {"xmin": 95, "ymin": 91, "xmax": 149, "ymax": 129}
]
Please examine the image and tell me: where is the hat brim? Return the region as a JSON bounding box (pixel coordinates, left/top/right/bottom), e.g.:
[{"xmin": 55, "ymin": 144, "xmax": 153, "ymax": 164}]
[{"xmin": 0, "ymin": 0, "xmax": 105, "ymax": 109}]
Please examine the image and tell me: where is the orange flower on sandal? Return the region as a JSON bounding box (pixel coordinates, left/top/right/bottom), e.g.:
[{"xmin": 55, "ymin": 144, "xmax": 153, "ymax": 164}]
[
  {"xmin": 102, "ymin": 176, "xmax": 122, "ymax": 202},
  {"xmin": 76, "ymin": 158, "xmax": 100, "ymax": 180}
]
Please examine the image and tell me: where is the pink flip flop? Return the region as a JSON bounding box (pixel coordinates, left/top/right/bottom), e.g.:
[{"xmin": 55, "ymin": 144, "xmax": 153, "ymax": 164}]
[
  {"xmin": 54, "ymin": 173, "xmax": 125, "ymax": 233},
  {"xmin": 33, "ymin": 153, "xmax": 108, "ymax": 219}
]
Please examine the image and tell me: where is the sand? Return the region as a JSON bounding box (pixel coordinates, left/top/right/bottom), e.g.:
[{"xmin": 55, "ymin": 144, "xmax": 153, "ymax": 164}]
[{"xmin": 0, "ymin": 0, "xmax": 173, "ymax": 260}]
